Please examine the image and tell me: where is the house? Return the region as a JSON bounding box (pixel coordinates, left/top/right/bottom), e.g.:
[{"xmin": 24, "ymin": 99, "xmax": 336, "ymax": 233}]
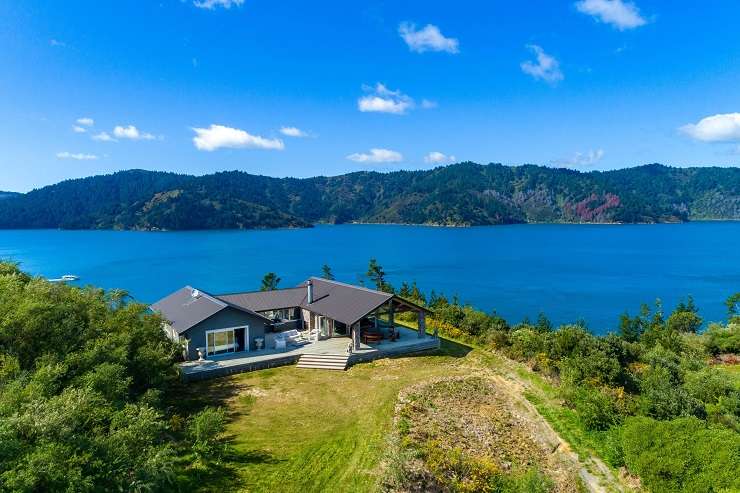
[{"xmin": 151, "ymin": 277, "xmax": 433, "ymax": 362}]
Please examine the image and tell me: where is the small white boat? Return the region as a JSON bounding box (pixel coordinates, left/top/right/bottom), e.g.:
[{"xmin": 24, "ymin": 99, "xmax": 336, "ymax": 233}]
[{"xmin": 48, "ymin": 275, "xmax": 80, "ymax": 283}]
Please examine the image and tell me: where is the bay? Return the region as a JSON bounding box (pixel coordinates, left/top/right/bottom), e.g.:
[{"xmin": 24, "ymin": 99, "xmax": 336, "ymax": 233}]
[{"xmin": 0, "ymin": 222, "xmax": 738, "ymax": 334}]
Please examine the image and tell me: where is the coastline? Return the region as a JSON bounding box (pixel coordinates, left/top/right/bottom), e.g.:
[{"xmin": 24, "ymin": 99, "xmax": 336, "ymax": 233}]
[{"xmin": 2, "ymin": 217, "xmax": 740, "ymax": 233}]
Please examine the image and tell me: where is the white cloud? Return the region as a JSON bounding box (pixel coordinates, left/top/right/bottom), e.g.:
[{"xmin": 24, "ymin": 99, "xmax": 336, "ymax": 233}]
[
  {"xmin": 358, "ymin": 83, "xmax": 414, "ymax": 115},
  {"xmin": 398, "ymin": 22, "xmax": 459, "ymax": 54},
  {"xmin": 92, "ymin": 132, "xmax": 117, "ymax": 142},
  {"xmin": 521, "ymin": 44, "xmax": 564, "ymax": 84},
  {"xmin": 680, "ymin": 113, "xmax": 740, "ymax": 142},
  {"xmin": 192, "ymin": 124, "xmax": 285, "ymax": 151},
  {"xmin": 424, "ymin": 151, "xmax": 456, "ymax": 164},
  {"xmin": 553, "ymin": 149, "xmax": 605, "ymax": 168},
  {"xmin": 72, "ymin": 126, "xmax": 87, "ymax": 133},
  {"xmin": 49, "ymin": 39, "xmax": 66, "ymax": 47},
  {"xmin": 193, "ymin": 0, "xmax": 244, "ymax": 9},
  {"xmin": 346, "ymin": 148, "xmax": 403, "ymax": 164},
  {"xmin": 280, "ymin": 126, "xmax": 308, "ymax": 138},
  {"xmin": 76, "ymin": 117, "xmax": 94, "ymax": 126},
  {"xmin": 575, "ymin": 0, "xmax": 647, "ymax": 30},
  {"xmin": 113, "ymin": 125, "xmax": 156, "ymax": 140},
  {"xmin": 56, "ymin": 151, "xmax": 98, "ymax": 160},
  {"xmin": 421, "ymin": 99, "xmax": 438, "ymax": 109}
]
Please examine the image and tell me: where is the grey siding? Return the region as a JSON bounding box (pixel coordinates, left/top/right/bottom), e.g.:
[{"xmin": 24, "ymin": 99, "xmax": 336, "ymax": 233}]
[{"xmin": 181, "ymin": 307, "xmax": 268, "ymax": 360}]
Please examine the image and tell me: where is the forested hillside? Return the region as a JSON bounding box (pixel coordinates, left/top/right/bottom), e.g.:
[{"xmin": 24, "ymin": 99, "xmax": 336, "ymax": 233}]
[{"xmin": 1, "ymin": 163, "xmax": 739, "ymax": 230}]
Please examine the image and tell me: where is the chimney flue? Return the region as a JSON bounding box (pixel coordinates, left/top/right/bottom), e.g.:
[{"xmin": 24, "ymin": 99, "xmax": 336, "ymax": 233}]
[{"xmin": 307, "ymin": 279, "xmax": 314, "ymax": 304}]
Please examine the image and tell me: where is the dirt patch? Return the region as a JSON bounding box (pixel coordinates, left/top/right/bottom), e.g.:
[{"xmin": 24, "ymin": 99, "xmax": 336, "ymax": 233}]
[{"xmin": 383, "ymin": 376, "xmax": 583, "ymax": 492}]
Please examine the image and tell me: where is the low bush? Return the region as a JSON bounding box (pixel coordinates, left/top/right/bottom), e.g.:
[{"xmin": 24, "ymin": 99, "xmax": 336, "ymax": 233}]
[
  {"xmin": 562, "ymin": 385, "xmax": 622, "ymax": 431},
  {"xmin": 622, "ymin": 416, "xmax": 740, "ymax": 493},
  {"xmin": 187, "ymin": 406, "xmax": 227, "ymax": 462},
  {"xmin": 704, "ymin": 322, "xmax": 740, "ymax": 355}
]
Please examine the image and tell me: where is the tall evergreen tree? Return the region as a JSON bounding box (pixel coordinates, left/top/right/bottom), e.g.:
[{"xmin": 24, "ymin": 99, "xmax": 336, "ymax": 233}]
[
  {"xmin": 260, "ymin": 272, "xmax": 281, "ymax": 291},
  {"xmin": 366, "ymin": 258, "xmax": 393, "ymax": 293}
]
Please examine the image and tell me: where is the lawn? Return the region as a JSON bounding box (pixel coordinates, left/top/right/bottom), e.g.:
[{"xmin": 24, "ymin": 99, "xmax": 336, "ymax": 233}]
[{"xmin": 178, "ymin": 339, "xmax": 475, "ymax": 493}]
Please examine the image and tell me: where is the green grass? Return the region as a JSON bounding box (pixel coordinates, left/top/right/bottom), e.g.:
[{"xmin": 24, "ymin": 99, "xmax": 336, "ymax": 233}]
[
  {"xmin": 174, "ymin": 333, "xmax": 630, "ymax": 492},
  {"xmin": 179, "ymin": 339, "xmax": 474, "ymax": 493},
  {"xmin": 716, "ymin": 363, "xmax": 740, "ymax": 389}
]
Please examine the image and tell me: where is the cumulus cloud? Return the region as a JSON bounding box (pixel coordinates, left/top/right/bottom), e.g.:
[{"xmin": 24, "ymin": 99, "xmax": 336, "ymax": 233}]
[
  {"xmin": 192, "ymin": 124, "xmax": 285, "ymax": 151},
  {"xmin": 421, "ymin": 99, "xmax": 438, "ymax": 109},
  {"xmin": 680, "ymin": 113, "xmax": 740, "ymax": 142},
  {"xmin": 49, "ymin": 39, "xmax": 66, "ymax": 47},
  {"xmin": 72, "ymin": 126, "xmax": 87, "ymax": 133},
  {"xmin": 193, "ymin": 0, "xmax": 244, "ymax": 9},
  {"xmin": 92, "ymin": 132, "xmax": 116, "ymax": 142},
  {"xmin": 358, "ymin": 83, "xmax": 414, "ymax": 115},
  {"xmin": 553, "ymin": 149, "xmax": 605, "ymax": 168},
  {"xmin": 56, "ymin": 151, "xmax": 98, "ymax": 160},
  {"xmin": 346, "ymin": 148, "xmax": 403, "ymax": 164},
  {"xmin": 113, "ymin": 125, "xmax": 156, "ymax": 140},
  {"xmin": 424, "ymin": 151, "xmax": 456, "ymax": 164},
  {"xmin": 575, "ymin": 0, "xmax": 647, "ymax": 30},
  {"xmin": 280, "ymin": 126, "xmax": 308, "ymax": 138},
  {"xmin": 76, "ymin": 117, "xmax": 94, "ymax": 126},
  {"xmin": 521, "ymin": 45, "xmax": 563, "ymax": 84},
  {"xmin": 399, "ymin": 22, "xmax": 459, "ymax": 54}
]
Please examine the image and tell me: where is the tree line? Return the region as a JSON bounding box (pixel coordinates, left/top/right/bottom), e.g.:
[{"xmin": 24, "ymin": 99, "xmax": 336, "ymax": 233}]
[{"xmin": 1, "ymin": 163, "xmax": 739, "ymax": 230}]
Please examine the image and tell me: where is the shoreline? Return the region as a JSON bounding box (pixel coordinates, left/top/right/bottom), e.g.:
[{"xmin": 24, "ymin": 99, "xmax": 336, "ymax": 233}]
[{"xmin": 1, "ymin": 218, "xmax": 740, "ymax": 233}]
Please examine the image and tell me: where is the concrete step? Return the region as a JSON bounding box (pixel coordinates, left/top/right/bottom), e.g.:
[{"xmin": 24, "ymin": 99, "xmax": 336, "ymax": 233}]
[
  {"xmin": 297, "ymin": 353, "xmax": 349, "ymax": 370},
  {"xmin": 296, "ymin": 362, "xmax": 347, "ymax": 369},
  {"xmin": 299, "ymin": 355, "xmax": 349, "ymax": 362}
]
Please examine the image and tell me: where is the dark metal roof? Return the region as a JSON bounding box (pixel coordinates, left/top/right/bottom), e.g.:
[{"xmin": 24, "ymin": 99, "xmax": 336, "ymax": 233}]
[
  {"xmin": 299, "ymin": 277, "xmax": 394, "ymax": 326},
  {"xmin": 217, "ymin": 287, "xmax": 307, "ymax": 312},
  {"xmin": 218, "ymin": 277, "xmax": 417, "ymax": 326},
  {"xmin": 154, "ymin": 278, "xmax": 432, "ymax": 333},
  {"xmin": 150, "ymin": 286, "xmax": 271, "ymax": 334}
]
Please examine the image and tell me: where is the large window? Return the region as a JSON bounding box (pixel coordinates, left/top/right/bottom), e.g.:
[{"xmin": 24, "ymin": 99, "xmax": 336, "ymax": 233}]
[{"xmin": 206, "ymin": 328, "xmax": 237, "ymax": 356}]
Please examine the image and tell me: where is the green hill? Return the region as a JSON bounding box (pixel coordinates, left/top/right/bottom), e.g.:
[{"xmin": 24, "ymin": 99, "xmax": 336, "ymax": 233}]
[{"xmin": 0, "ymin": 163, "xmax": 738, "ymax": 230}]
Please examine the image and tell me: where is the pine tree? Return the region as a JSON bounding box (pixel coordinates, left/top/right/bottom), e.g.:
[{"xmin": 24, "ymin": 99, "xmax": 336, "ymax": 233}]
[
  {"xmin": 321, "ymin": 264, "xmax": 335, "ymax": 280},
  {"xmin": 260, "ymin": 272, "xmax": 281, "ymax": 291}
]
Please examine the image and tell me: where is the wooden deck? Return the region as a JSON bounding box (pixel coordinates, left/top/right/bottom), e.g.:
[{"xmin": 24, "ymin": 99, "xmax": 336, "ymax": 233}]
[{"xmin": 179, "ymin": 326, "xmax": 439, "ymax": 381}]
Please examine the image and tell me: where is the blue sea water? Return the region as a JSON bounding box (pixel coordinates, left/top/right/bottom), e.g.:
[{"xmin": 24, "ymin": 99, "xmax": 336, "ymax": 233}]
[{"xmin": 0, "ymin": 223, "xmax": 738, "ymax": 334}]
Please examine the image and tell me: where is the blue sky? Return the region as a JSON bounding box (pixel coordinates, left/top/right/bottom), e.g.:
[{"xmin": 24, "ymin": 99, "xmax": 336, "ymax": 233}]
[{"xmin": 2, "ymin": 0, "xmax": 740, "ymax": 192}]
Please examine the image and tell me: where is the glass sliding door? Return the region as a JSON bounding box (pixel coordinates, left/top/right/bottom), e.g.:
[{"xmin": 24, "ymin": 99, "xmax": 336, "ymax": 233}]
[
  {"xmin": 206, "ymin": 328, "xmax": 237, "ymax": 356},
  {"xmin": 318, "ymin": 316, "xmax": 332, "ymax": 338}
]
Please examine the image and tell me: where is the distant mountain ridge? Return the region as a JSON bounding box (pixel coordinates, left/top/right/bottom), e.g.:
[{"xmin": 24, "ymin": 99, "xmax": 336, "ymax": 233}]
[
  {"xmin": 0, "ymin": 163, "xmax": 738, "ymax": 230},
  {"xmin": 0, "ymin": 191, "xmax": 19, "ymax": 200}
]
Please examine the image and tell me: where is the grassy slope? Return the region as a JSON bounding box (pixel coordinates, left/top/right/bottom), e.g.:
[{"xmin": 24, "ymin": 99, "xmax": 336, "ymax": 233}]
[
  {"xmin": 177, "ymin": 334, "xmax": 628, "ymax": 492},
  {"xmin": 179, "ymin": 340, "xmax": 475, "ymax": 493}
]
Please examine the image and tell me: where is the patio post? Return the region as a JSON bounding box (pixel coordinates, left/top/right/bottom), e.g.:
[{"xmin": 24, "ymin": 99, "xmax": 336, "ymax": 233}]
[
  {"xmin": 352, "ymin": 322, "xmax": 361, "ymax": 349},
  {"xmin": 418, "ymin": 310, "xmax": 426, "ymax": 338},
  {"xmin": 389, "ymin": 301, "xmax": 395, "ymax": 330}
]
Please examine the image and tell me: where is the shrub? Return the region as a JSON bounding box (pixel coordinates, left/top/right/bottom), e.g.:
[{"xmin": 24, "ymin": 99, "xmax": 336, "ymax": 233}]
[
  {"xmin": 666, "ymin": 310, "xmax": 703, "ymax": 334},
  {"xmin": 187, "ymin": 407, "xmax": 227, "ymax": 461},
  {"xmin": 638, "ymin": 365, "xmax": 704, "ymax": 420},
  {"xmin": 0, "ymin": 263, "xmax": 181, "ymax": 492},
  {"xmin": 622, "ymin": 416, "xmax": 740, "ymax": 493},
  {"xmin": 562, "ymin": 385, "xmax": 621, "ymax": 431},
  {"xmin": 508, "ymin": 328, "xmax": 548, "ymax": 361},
  {"xmin": 548, "ymin": 325, "xmax": 591, "ymax": 360},
  {"xmin": 558, "ymin": 349, "xmax": 623, "ymax": 387},
  {"xmin": 484, "ymin": 329, "xmax": 511, "ymax": 350},
  {"xmin": 704, "ymin": 322, "xmax": 740, "ymax": 355}
]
